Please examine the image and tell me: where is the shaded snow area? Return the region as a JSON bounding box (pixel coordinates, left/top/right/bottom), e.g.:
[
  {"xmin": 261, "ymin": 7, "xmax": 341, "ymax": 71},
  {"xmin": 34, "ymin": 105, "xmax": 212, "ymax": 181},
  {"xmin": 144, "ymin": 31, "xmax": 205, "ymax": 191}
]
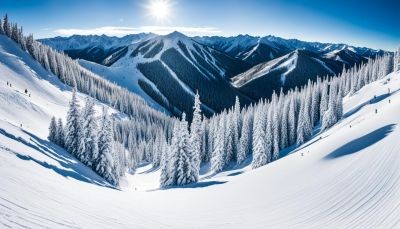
[{"xmin": 1, "ymin": 32, "xmax": 400, "ymax": 228}]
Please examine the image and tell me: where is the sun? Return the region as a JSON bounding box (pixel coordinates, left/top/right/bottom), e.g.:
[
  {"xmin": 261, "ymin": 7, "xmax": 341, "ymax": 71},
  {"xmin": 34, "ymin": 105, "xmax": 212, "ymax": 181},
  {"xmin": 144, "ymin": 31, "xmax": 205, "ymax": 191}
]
[{"xmin": 147, "ymin": 0, "xmax": 171, "ymax": 21}]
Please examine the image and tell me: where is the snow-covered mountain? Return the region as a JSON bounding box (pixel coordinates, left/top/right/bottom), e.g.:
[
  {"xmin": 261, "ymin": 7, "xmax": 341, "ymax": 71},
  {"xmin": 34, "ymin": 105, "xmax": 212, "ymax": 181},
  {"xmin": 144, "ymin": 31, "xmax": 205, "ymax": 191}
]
[
  {"xmin": 80, "ymin": 31, "xmax": 253, "ymax": 118},
  {"xmin": 39, "ymin": 33, "xmax": 155, "ymax": 64},
  {"xmin": 42, "ymin": 32, "xmax": 388, "ymax": 116},
  {"xmin": 232, "ymin": 49, "xmax": 342, "ymax": 99},
  {"xmin": 196, "ymin": 34, "xmax": 385, "ymax": 65},
  {"xmin": 1, "ymin": 29, "xmax": 400, "ymax": 227},
  {"xmin": 324, "ymin": 46, "xmax": 368, "ymax": 66}
]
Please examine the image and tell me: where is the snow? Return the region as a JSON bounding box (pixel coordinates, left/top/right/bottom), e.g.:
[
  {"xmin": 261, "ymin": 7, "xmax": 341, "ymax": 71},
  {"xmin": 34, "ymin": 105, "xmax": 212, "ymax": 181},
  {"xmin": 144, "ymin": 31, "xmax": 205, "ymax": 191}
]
[
  {"xmin": 78, "ymin": 58, "xmax": 170, "ymax": 114},
  {"xmin": 312, "ymin": 57, "xmax": 335, "ymax": 75},
  {"xmin": 1, "ymin": 32, "xmax": 400, "ymax": 227},
  {"xmin": 39, "ymin": 33, "xmax": 155, "ymax": 51},
  {"xmin": 232, "ymin": 51, "xmax": 298, "ymax": 87}
]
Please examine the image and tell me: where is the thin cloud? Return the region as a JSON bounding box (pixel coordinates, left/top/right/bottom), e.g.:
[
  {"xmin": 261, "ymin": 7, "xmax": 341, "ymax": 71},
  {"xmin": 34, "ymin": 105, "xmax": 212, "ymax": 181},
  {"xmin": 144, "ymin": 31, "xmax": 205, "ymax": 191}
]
[{"xmin": 54, "ymin": 26, "xmax": 222, "ymax": 37}]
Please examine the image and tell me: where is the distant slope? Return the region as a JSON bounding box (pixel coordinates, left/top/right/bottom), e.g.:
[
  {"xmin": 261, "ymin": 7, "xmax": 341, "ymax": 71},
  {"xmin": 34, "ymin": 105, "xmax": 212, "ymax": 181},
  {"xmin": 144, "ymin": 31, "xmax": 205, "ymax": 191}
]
[
  {"xmin": 232, "ymin": 49, "xmax": 343, "ymax": 99},
  {"xmin": 196, "ymin": 35, "xmax": 385, "ymax": 65},
  {"xmin": 39, "ymin": 34, "xmax": 155, "ymax": 64}
]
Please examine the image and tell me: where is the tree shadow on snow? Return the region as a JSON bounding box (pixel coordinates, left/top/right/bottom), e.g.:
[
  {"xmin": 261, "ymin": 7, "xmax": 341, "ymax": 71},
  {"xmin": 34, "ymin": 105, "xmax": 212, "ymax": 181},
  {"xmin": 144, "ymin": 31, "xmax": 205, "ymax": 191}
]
[
  {"xmin": 0, "ymin": 128, "xmax": 114, "ymax": 189},
  {"xmin": 323, "ymin": 124, "xmax": 396, "ymax": 160}
]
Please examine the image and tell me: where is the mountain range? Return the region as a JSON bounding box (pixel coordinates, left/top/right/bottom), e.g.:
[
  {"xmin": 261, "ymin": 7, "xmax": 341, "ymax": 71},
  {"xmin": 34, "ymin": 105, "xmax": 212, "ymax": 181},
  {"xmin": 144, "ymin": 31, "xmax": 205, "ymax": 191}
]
[{"xmin": 40, "ymin": 32, "xmax": 387, "ymax": 117}]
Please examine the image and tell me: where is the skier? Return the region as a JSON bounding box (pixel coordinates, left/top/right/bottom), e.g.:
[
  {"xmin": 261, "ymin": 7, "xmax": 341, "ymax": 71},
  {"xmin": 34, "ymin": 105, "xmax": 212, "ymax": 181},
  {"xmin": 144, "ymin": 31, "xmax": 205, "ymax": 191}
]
[
  {"xmin": 375, "ymin": 109, "xmax": 378, "ymax": 114},
  {"xmin": 25, "ymin": 89, "xmax": 27, "ymax": 94}
]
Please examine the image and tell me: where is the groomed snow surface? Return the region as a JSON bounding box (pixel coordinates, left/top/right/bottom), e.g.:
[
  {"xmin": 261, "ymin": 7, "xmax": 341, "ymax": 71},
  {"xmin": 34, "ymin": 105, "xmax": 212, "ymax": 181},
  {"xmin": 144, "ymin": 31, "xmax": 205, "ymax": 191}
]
[{"xmin": 1, "ymin": 34, "xmax": 400, "ymax": 228}]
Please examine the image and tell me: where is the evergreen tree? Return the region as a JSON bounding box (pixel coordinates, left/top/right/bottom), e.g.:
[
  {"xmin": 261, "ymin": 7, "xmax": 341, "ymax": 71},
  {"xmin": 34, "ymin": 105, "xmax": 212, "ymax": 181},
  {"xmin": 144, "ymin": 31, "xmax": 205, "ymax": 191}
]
[
  {"xmin": 65, "ymin": 89, "xmax": 81, "ymax": 156},
  {"xmin": 224, "ymin": 112, "xmax": 234, "ymax": 165},
  {"xmin": 232, "ymin": 96, "xmax": 241, "ymax": 160},
  {"xmin": 296, "ymin": 94, "xmax": 312, "ymax": 146},
  {"xmin": 189, "ymin": 92, "xmax": 202, "ymax": 182},
  {"xmin": 159, "ymin": 149, "xmax": 170, "ymax": 188},
  {"xmin": 211, "ymin": 115, "xmax": 226, "ymax": 172},
  {"xmin": 271, "ymin": 94, "xmax": 280, "ymax": 160},
  {"xmin": 3, "ymin": 14, "xmax": 10, "ymax": 37},
  {"xmin": 176, "ymin": 113, "xmax": 196, "ymax": 185},
  {"xmin": 320, "ymin": 83, "xmax": 328, "ymax": 122},
  {"xmin": 321, "ymin": 82, "xmax": 338, "ymax": 131},
  {"xmin": 48, "ymin": 116, "xmax": 57, "ymax": 143},
  {"xmin": 288, "ymin": 95, "xmax": 297, "ymax": 146},
  {"xmin": 77, "ymin": 97, "xmax": 98, "ymax": 167},
  {"xmin": 265, "ymin": 107, "xmax": 273, "ymax": 162},
  {"xmin": 0, "ymin": 19, "xmax": 4, "ymax": 35},
  {"xmin": 237, "ymin": 113, "xmax": 252, "ymax": 165},
  {"xmin": 252, "ymin": 109, "xmax": 267, "ymax": 169},
  {"xmin": 96, "ymin": 107, "xmax": 118, "ymax": 185},
  {"xmin": 280, "ymin": 100, "xmax": 289, "ymax": 150},
  {"xmin": 56, "ymin": 118, "xmax": 65, "ymax": 147}
]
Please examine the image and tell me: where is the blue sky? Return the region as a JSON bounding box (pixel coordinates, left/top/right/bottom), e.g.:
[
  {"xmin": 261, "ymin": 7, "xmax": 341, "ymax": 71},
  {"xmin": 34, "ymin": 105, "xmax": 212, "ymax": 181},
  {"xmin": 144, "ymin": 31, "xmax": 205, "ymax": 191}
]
[{"xmin": 1, "ymin": 0, "xmax": 399, "ymax": 50}]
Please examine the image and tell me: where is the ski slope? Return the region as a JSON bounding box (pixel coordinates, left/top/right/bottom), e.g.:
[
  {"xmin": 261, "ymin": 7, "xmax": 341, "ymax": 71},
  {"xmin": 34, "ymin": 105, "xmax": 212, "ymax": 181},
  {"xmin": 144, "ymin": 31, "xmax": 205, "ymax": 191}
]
[{"xmin": 1, "ymin": 32, "xmax": 400, "ymax": 228}]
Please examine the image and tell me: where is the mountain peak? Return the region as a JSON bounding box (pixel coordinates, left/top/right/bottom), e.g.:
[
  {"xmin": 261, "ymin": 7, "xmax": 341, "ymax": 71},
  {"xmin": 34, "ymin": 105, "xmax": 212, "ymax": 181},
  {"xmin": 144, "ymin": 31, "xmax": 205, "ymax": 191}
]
[{"xmin": 164, "ymin": 31, "xmax": 188, "ymax": 39}]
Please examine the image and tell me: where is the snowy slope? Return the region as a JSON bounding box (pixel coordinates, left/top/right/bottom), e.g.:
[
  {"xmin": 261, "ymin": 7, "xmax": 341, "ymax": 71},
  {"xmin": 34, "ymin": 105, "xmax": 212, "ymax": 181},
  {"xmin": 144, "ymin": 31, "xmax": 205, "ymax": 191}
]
[
  {"xmin": 0, "ymin": 35, "xmax": 125, "ymax": 137},
  {"xmin": 232, "ymin": 49, "xmax": 342, "ymax": 99},
  {"xmin": 78, "ymin": 58, "xmax": 170, "ymax": 114},
  {"xmin": 39, "ymin": 34, "xmax": 155, "ymax": 64},
  {"xmin": 1, "ymin": 27, "xmax": 400, "ymax": 228}
]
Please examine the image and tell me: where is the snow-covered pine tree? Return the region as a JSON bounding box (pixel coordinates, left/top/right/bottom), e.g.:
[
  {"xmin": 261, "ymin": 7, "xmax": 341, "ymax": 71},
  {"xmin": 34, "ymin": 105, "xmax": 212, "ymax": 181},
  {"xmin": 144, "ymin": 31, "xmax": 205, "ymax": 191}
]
[
  {"xmin": 211, "ymin": 114, "xmax": 226, "ymax": 173},
  {"xmin": 3, "ymin": 14, "xmax": 11, "ymax": 37},
  {"xmin": 288, "ymin": 94, "xmax": 297, "ymax": 146},
  {"xmin": 159, "ymin": 149, "xmax": 170, "ymax": 187},
  {"xmin": 232, "ymin": 96, "xmax": 241, "ymax": 160},
  {"xmin": 176, "ymin": 113, "xmax": 197, "ymax": 185},
  {"xmin": 296, "ymin": 91, "xmax": 312, "ymax": 146},
  {"xmin": 224, "ymin": 112, "xmax": 234, "ymax": 165},
  {"xmin": 189, "ymin": 92, "xmax": 202, "ymax": 182},
  {"xmin": 321, "ymin": 82, "xmax": 338, "ymax": 131},
  {"xmin": 96, "ymin": 107, "xmax": 118, "ymax": 185},
  {"xmin": 280, "ymin": 99, "xmax": 289, "ymax": 150},
  {"xmin": 237, "ymin": 112, "xmax": 252, "ymax": 165},
  {"xmin": 161, "ymin": 122, "xmax": 179, "ymax": 187},
  {"xmin": 77, "ymin": 97, "xmax": 98, "ymax": 167},
  {"xmin": 65, "ymin": 89, "xmax": 81, "ymax": 156},
  {"xmin": 252, "ymin": 108, "xmax": 267, "ymax": 169},
  {"xmin": 271, "ymin": 93, "xmax": 280, "ymax": 160},
  {"xmin": 319, "ymin": 82, "xmax": 329, "ymax": 122},
  {"xmin": 56, "ymin": 118, "xmax": 65, "ymax": 147},
  {"xmin": 265, "ymin": 105, "xmax": 273, "ymax": 162},
  {"xmin": 48, "ymin": 116, "xmax": 57, "ymax": 143},
  {"xmin": 396, "ymin": 48, "xmax": 400, "ymax": 72},
  {"xmin": 310, "ymin": 82, "xmax": 320, "ymax": 126},
  {"xmin": 336, "ymin": 86, "xmax": 343, "ymax": 120},
  {"xmin": 0, "ymin": 19, "xmax": 3, "ymax": 35},
  {"xmin": 201, "ymin": 118, "xmax": 209, "ymax": 162}
]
